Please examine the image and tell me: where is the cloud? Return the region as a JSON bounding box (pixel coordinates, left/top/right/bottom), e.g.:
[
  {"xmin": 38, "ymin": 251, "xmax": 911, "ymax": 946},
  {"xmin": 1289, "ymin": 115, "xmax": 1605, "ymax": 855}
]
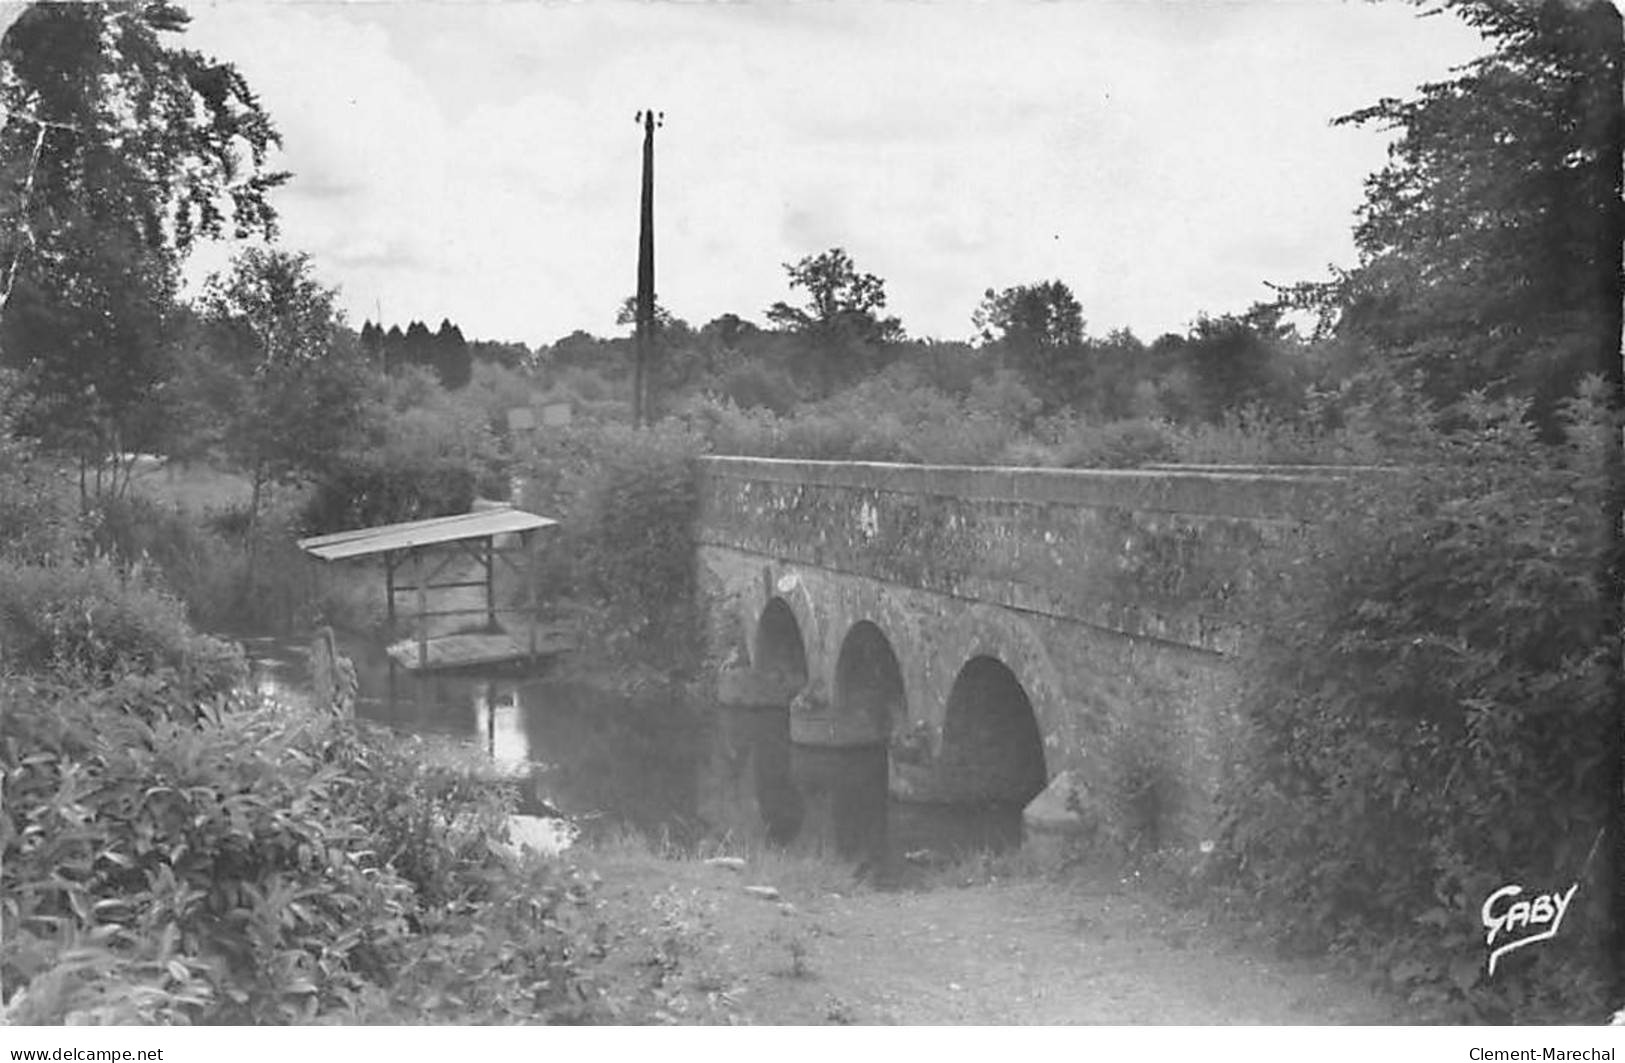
[{"xmin": 178, "ymin": 1, "xmax": 1486, "ymax": 345}]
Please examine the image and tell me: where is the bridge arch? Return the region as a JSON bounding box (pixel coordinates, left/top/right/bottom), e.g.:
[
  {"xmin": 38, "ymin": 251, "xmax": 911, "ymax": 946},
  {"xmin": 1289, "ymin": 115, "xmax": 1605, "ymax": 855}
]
[
  {"xmin": 832, "ymin": 620, "xmax": 906, "ymax": 746},
  {"xmin": 937, "ymin": 655, "xmax": 1048, "ymax": 805},
  {"xmin": 754, "ymin": 596, "xmax": 809, "ymax": 684}
]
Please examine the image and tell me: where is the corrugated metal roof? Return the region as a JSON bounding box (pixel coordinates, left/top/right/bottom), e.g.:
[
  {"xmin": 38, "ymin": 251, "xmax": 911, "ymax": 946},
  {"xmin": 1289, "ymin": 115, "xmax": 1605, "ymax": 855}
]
[{"xmin": 298, "ymin": 508, "xmax": 559, "ymax": 562}]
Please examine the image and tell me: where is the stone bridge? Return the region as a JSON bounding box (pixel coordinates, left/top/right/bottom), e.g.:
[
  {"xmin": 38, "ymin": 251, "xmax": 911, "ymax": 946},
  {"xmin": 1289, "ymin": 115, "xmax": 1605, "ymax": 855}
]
[{"xmin": 695, "ymin": 456, "xmax": 1353, "ymax": 851}]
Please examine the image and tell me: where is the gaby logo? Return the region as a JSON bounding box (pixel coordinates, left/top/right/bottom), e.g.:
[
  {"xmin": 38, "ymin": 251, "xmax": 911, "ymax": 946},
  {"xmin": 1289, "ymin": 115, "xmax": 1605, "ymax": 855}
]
[{"xmin": 1481, "ymin": 882, "xmax": 1579, "ymax": 977}]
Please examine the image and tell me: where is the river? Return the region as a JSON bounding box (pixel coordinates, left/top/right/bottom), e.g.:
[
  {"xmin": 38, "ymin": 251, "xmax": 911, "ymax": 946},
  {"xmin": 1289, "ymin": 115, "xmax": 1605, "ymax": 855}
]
[{"xmin": 241, "ymin": 633, "xmax": 1023, "ymax": 885}]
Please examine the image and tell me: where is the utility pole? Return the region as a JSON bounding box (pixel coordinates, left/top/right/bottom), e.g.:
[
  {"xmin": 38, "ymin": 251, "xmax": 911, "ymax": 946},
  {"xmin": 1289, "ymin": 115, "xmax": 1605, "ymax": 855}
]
[{"xmin": 634, "ymin": 108, "xmax": 662, "ymax": 428}]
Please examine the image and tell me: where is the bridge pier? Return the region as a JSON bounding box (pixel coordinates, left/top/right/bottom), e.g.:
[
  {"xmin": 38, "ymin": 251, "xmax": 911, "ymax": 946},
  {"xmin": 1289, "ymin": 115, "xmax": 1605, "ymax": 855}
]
[{"xmin": 716, "ymin": 664, "xmax": 803, "ymax": 710}]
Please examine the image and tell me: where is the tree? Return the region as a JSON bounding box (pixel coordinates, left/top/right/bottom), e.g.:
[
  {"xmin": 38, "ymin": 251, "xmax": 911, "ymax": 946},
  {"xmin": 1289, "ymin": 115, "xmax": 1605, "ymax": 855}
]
[
  {"xmin": 403, "ymin": 320, "xmax": 433, "ymax": 372},
  {"xmin": 767, "ymin": 248, "xmax": 903, "ymax": 388},
  {"xmin": 198, "ymin": 247, "xmax": 369, "ymax": 539},
  {"xmin": 973, "ymin": 279, "xmax": 1087, "ymax": 406},
  {"xmin": 615, "ymin": 294, "xmax": 702, "ymax": 404},
  {"xmin": 1179, "ymin": 309, "xmax": 1298, "ymax": 423},
  {"xmin": 360, "ymin": 320, "xmax": 384, "ymax": 360},
  {"xmin": 0, "ymin": 1, "xmax": 286, "ymax": 489},
  {"xmin": 469, "ymin": 339, "xmax": 532, "ymax": 371},
  {"xmin": 1282, "ymin": 0, "xmax": 1622, "ymax": 433},
  {"xmin": 615, "ymin": 294, "xmax": 679, "ymax": 336},
  {"xmin": 699, "ymin": 313, "xmax": 759, "ymax": 351},
  {"xmin": 433, "ymin": 318, "xmax": 471, "ymax": 390}
]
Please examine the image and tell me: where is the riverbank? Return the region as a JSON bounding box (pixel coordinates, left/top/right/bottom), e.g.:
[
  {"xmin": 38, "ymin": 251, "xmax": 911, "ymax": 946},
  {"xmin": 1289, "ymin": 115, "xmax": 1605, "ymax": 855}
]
[{"xmin": 563, "ymin": 839, "xmax": 1405, "ymax": 1025}]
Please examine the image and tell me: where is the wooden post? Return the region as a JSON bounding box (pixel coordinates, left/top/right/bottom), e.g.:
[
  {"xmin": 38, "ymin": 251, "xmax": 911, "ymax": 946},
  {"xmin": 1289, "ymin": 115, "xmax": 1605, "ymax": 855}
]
[
  {"xmin": 527, "ymin": 528, "xmax": 538, "ymax": 662},
  {"xmin": 384, "ymin": 552, "xmax": 396, "ymax": 631},
  {"xmin": 414, "ymin": 547, "xmax": 428, "ymax": 670},
  {"xmin": 484, "ymin": 536, "xmax": 497, "ymax": 631},
  {"xmin": 485, "ymin": 682, "xmax": 496, "ymax": 757}
]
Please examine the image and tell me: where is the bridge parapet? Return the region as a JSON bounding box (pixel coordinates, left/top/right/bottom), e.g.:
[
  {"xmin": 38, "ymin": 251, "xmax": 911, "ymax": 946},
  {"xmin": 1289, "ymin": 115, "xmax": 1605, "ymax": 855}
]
[{"xmin": 697, "ymin": 456, "xmax": 1355, "ymax": 654}]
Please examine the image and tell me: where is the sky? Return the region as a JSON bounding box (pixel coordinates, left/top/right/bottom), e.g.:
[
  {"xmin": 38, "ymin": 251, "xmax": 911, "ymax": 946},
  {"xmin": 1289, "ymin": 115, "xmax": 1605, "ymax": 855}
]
[{"xmin": 162, "ymin": 2, "xmax": 1487, "ymax": 347}]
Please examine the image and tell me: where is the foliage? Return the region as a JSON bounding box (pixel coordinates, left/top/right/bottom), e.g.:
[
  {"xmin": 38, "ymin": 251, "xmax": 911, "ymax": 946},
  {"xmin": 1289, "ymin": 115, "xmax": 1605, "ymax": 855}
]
[
  {"xmin": 303, "ymin": 457, "xmax": 475, "ymax": 538},
  {"xmin": 564, "ymin": 421, "xmax": 703, "ymax": 666},
  {"xmin": 1, "ymin": 684, "xmax": 600, "ymax": 1024},
  {"xmin": 362, "ymin": 317, "xmax": 472, "ymax": 390},
  {"xmin": 1174, "ymin": 310, "xmax": 1304, "ymax": 423},
  {"xmin": 1169, "ymin": 405, "xmax": 1388, "ymax": 467},
  {"xmin": 0, "ymin": 1, "xmax": 285, "ymax": 477},
  {"xmin": 1025, "ymin": 416, "xmax": 1181, "ymax": 470},
  {"xmin": 766, "ymin": 248, "xmax": 904, "ymax": 390},
  {"xmin": 1281, "ymin": 0, "xmax": 1622, "ymax": 433},
  {"xmin": 1066, "ymin": 700, "xmax": 1186, "ymax": 860},
  {"xmin": 195, "ymin": 248, "xmax": 373, "ymax": 528},
  {"xmin": 0, "ymin": 370, "xmax": 75, "ymax": 563},
  {"xmin": 973, "ymin": 279, "xmax": 1087, "ymax": 405},
  {"xmin": 301, "ymin": 363, "xmax": 509, "ymax": 535},
  {"xmin": 713, "ymin": 360, "xmax": 801, "ymax": 415},
  {"xmin": 1214, "ymin": 381, "xmax": 1620, "ymax": 1021},
  {"xmin": 87, "ymin": 486, "xmax": 332, "ymax": 635},
  {"xmin": 0, "ymin": 558, "xmax": 242, "ymax": 698}
]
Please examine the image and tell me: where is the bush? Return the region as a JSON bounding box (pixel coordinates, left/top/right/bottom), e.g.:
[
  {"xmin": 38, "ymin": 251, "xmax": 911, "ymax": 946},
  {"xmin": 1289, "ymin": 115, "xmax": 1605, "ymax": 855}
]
[
  {"xmin": 303, "ymin": 454, "xmax": 476, "ymax": 534},
  {"xmin": 83, "ymin": 490, "xmax": 334, "ymax": 637},
  {"xmin": 1028, "ymin": 416, "xmax": 1180, "ymax": 468},
  {"xmin": 714, "ymin": 360, "xmax": 800, "ymax": 414},
  {"xmin": 1170, "ymin": 404, "xmax": 1387, "ymax": 466},
  {"xmin": 0, "ymin": 560, "xmax": 243, "ymax": 701},
  {"xmin": 0, "ymin": 459, "xmax": 75, "ymax": 566},
  {"xmin": 1215, "ymin": 383, "xmax": 1620, "ymax": 1021},
  {"xmin": 568, "ymin": 421, "xmax": 703, "ymax": 666},
  {"xmin": 1, "ymin": 684, "xmax": 598, "ymax": 1024},
  {"xmin": 303, "ymin": 378, "xmax": 511, "ymax": 535},
  {"xmin": 0, "ymin": 373, "xmax": 77, "ymax": 565}
]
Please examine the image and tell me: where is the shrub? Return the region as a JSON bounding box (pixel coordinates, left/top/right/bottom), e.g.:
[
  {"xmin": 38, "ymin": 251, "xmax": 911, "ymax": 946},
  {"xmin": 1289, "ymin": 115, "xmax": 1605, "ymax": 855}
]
[
  {"xmin": 1215, "ymin": 382, "xmax": 1620, "ymax": 1021},
  {"xmin": 303, "ymin": 454, "xmax": 476, "ymax": 534},
  {"xmin": 0, "ymin": 373, "xmax": 77, "ymax": 565},
  {"xmin": 83, "ymin": 490, "xmax": 332, "ymax": 637},
  {"xmin": 1033, "ymin": 416, "xmax": 1180, "ymax": 468},
  {"xmin": 1, "ymin": 684, "xmax": 598, "ymax": 1024},
  {"xmin": 0, "ymin": 560, "xmax": 243, "ymax": 702},
  {"xmin": 304, "ymin": 381, "xmax": 510, "ymax": 534},
  {"xmin": 715, "ymin": 360, "xmax": 800, "ymax": 414},
  {"xmin": 0, "ymin": 459, "xmax": 76, "ymax": 566},
  {"xmin": 1171, "ymin": 404, "xmax": 1386, "ymax": 466},
  {"xmin": 567, "ymin": 421, "xmax": 703, "ymax": 666}
]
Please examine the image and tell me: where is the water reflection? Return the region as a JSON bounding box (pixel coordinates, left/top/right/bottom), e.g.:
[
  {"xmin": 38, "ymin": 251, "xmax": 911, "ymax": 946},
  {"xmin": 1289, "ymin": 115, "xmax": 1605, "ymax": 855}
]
[
  {"xmin": 242, "ymin": 635, "xmax": 1023, "ymax": 881},
  {"xmin": 472, "ymin": 683, "xmax": 531, "ymax": 775}
]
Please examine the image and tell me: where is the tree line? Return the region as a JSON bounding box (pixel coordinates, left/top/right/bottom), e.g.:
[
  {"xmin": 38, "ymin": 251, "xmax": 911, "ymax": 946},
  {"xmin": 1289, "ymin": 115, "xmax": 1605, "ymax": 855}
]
[{"xmin": 0, "ymin": 0, "xmax": 1618, "ymax": 498}]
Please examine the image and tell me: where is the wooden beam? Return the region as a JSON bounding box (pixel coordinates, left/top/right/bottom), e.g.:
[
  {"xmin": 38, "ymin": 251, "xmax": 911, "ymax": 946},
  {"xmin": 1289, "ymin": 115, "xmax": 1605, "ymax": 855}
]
[
  {"xmin": 398, "ymin": 605, "xmax": 531, "ymax": 621},
  {"xmin": 401, "ymin": 579, "xmax": 491, "ymax": 592}
]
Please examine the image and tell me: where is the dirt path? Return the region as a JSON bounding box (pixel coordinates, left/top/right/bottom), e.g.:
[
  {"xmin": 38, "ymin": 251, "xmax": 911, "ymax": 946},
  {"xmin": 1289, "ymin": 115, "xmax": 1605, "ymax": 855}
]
[{"xmin": 572, "ymin": 849, "xmax": 1402, "ymax": 1025}]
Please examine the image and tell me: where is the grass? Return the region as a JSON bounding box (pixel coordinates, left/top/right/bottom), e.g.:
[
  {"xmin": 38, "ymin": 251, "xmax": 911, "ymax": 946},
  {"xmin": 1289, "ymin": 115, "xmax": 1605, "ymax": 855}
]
[
  {"xmin": 579, "ymin": 825, "xmax": 865, "ymax": 900},
  {"xmin": 127, "ymin": 460, "xmax": 254, "ymax": 513}
]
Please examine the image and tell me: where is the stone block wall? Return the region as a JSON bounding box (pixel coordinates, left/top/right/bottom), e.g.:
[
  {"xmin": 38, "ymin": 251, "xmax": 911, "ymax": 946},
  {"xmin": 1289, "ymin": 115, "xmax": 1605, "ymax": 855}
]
[{"xmin": 694, "ymin": 456, "xmax": 1351, "ymax": 850}]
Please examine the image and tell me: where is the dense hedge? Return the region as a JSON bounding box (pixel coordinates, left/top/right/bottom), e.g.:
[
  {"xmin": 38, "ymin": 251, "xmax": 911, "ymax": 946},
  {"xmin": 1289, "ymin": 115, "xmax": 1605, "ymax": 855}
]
[{"xmin": 1216, "ymin": 387, "xmax": 1620, "ymax": 1022}]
